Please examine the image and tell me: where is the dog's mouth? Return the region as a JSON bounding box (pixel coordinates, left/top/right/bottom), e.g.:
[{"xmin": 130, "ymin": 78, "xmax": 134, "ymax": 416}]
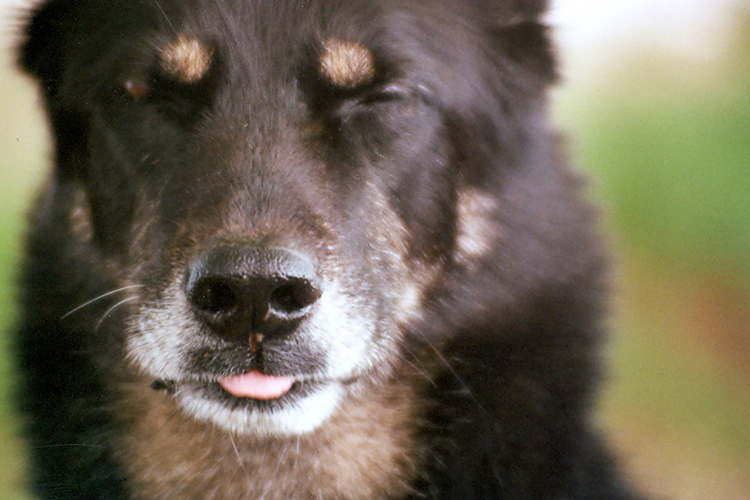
[
  {"xmin": 149, "ymin": 369, "xmax": 363, "ymax": 436},
  {"xmin": 152, "ymin": 370, "xmax": 359, "ymax": 407}
]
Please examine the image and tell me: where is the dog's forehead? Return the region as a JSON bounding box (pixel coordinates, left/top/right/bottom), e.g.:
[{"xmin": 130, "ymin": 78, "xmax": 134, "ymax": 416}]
[
  {"xmin": 141, "ymin": 1, "xmax": 384, "ymax": 88},
  {"xmin": 153, "ymin": 33, "xmax": 377, "ymax": 89}
]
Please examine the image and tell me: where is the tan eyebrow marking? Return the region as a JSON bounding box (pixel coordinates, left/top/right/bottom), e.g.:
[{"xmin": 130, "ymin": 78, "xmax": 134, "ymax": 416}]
[
  {"xmin": 159, "ymin": 34, "xmax": 214, "ymax": 83},
  {"xmin": 319, "ymin": 39, "xmax": 376, "ymax": 89}
]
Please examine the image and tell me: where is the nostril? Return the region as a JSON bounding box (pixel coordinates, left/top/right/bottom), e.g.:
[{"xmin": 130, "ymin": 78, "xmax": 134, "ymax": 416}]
[
  {"xmin": 190, "ymin": 277, "xmax": 239, "ymax": 317},
  {"xmin": 269, "ymin": 279, "xmax": 321, "ymax": 319}
]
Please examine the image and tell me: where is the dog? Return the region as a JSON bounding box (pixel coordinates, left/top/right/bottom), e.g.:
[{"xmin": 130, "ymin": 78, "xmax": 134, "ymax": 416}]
[{"xmin": 16, "ymin": 0, "xmax": 644, "ymax": 498}]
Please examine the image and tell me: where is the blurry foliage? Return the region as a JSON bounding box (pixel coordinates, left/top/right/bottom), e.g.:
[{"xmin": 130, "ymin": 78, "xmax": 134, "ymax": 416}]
[
  {"xmin": 558, "ymin": 10, "xmax": 750, "ymax": 273},
  {"xmin": 0, "ymin": 14, "xmax": 48, "ymax": 500},
  {"xmin": 555, "ymin": 3, "xmax": 750, "ymax": 498}
]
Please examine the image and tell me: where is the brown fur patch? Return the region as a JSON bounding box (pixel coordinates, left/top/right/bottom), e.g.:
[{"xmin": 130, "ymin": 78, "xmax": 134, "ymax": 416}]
[
  {"xmin": 112, "ymin": 370, "xmax": 427, "ymax": 500},
  {"xmin": 319, "ymin": 39, "xmax": 376, "ymax": 88},
  {"xmin": 159, "ymin": 35, "xmax": 214, "ymax": 83}
]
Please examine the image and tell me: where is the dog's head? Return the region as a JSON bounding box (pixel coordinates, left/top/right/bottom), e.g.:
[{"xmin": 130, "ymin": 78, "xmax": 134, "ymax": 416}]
[{"xmin": 21, "ymin": 0, "xmax": 566, "ymax": 436}]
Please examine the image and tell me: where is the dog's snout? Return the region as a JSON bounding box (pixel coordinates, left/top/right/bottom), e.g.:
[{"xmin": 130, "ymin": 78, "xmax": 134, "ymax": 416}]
[{"xmin": 185, "ymin": 245, "xmax": 321, "ymax": 341}]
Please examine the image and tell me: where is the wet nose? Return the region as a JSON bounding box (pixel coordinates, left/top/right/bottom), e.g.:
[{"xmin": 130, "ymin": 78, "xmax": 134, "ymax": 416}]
[{"xmin": 185, "ymin": 244, "xmax": 321, "ymax": 341}]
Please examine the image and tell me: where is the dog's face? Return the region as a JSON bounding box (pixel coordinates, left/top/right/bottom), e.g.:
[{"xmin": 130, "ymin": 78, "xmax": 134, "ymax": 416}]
[{"xmin": 22, "ymin": 0, "xmax": 555, "ymax": 436}]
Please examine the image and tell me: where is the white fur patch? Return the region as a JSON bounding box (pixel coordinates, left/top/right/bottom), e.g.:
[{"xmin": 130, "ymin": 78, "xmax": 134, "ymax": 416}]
[
  {"xmin": 304, "ymin": 278, "xmax": 386, "ymax": 379},
  {"xmin": 455, "ymin": 188, "xmax": 497, "ymax": 264},
  {"xmin": 127, "ymin": 282, "xmax": 195, "ymax": 380},
  {"xmin": 395, "ymin": 281, "xmax": 423, "ymax": 325}
]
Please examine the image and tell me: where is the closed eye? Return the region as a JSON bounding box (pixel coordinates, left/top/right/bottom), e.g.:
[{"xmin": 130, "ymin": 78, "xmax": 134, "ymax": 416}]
[
  {"xmin": 361, "ymin": 82, "xmax": 412, "ymax": 104},
  {"xmin": 121, "ymin": 69, "xmax": 218, "ymax": 123},
  {"xmin": 359, "ymin": 81, "xmax": 433, "ymax": 107}
]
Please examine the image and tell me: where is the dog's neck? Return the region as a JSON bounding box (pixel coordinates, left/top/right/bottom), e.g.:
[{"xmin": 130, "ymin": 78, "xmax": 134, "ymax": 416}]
[{"xmin": 112, "ymin": 370, "xmax": 426, "ymax": 500}]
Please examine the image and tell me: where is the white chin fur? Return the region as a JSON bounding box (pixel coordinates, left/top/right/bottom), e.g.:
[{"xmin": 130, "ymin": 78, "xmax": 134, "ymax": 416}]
[{"xmin": 176, "ymin": 382, "xmax": 345, "ymax": 437}]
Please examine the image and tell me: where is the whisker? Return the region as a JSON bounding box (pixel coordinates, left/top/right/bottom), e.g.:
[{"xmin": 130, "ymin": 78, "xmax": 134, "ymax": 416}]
[
  {"xmin": 228, "ymin": 433, "xmax": 252, "ymax": 487},
  {"xmin": 413, "ymin": 331, "xmax": 484, "ymax": 406},
  {"xmin": 396, "ymin": 350, "xmax": 436, "ymax": 387},
  {"xmin": 61, "ymin": 285, "xmax": 143, "ymax": 320},
  {"xmin": 152, "ymin": 0, "xmax": 177, "ymax": 33},
  {"xmin": 95, "ymin": 297, "xmax": 138, "ymax": 331}
]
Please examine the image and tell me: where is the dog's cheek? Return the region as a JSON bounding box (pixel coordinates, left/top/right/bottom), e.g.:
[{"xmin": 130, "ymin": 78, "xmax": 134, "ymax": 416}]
[
  {"xmin": 125, "ymin": 281, "xmax": 196, "ymax": 380},
  {"xmin": 356, "ymin": 181, "xmax": 442, "ymax": 333},
  {"xmin": 387, "ymin": 135, "xmax": 457, "ymax": 264},
  {"xmin": 288, "ymin": 189, "xmax": 406, "ymax": 378},
  {"xmin": 122, "ymin": 217, "xmax": 206, "ymax": 382},
  {"xmin": 300, "ymin": 278, "xmax": 382, "ymax": 378}
]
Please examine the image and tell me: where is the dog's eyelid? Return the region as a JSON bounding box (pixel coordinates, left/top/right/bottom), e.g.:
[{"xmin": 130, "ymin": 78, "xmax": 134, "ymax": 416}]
[
  {"xmin": 359, "ymin": 85, "xmax": 409, "ymax": 106},
  {"xmin": 363, "ymin": 81, "xmax": 431, "ymax": 106},
  {"xmin": 378, "ymin": 82, "xmax": 411, "ymax": 98}
]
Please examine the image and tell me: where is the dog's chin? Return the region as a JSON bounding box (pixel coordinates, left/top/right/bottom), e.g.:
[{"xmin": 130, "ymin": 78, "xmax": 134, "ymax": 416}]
[{"xmin": 173, "ymin": 379, "xmax": 346, "ymax": 437}]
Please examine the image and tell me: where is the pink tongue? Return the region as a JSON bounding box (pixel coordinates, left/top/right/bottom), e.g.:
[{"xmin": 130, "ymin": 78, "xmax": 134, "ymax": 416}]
[{"xmin": 219, "ymin": 371, "xmax": 296, "ymax": 400}]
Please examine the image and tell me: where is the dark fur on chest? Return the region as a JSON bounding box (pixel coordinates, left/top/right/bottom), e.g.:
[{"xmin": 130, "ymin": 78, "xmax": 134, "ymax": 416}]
[{"xmin": 16, "ymin": 0, "xmax": 644, "ymax": 499}]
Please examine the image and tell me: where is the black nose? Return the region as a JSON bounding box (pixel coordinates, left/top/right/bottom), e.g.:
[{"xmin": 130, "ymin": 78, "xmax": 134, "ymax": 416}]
[{"xmin": 185, "ymin": 245, "xmax": 321, "ymax": 341}]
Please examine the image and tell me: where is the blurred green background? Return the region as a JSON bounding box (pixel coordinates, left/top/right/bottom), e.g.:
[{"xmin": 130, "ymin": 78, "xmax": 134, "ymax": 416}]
[{"xmin": 1, "ymin": 1, "xmax": 749, "ymax": 499}]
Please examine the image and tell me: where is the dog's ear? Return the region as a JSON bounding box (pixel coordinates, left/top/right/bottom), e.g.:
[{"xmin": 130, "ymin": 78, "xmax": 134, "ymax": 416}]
[
  {"xmin": 19, "ymin": 0, "xmax": 74, "ymax": 98},
  {"xmin": 20, "ymin": 0, "xmax": 91, "ymax": 182}
]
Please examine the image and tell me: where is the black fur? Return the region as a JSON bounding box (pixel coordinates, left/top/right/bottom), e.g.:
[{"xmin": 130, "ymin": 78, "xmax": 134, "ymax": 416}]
[{"xmin": 16, "ymin": 0, "xmax": 644, "ymax": 499}]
